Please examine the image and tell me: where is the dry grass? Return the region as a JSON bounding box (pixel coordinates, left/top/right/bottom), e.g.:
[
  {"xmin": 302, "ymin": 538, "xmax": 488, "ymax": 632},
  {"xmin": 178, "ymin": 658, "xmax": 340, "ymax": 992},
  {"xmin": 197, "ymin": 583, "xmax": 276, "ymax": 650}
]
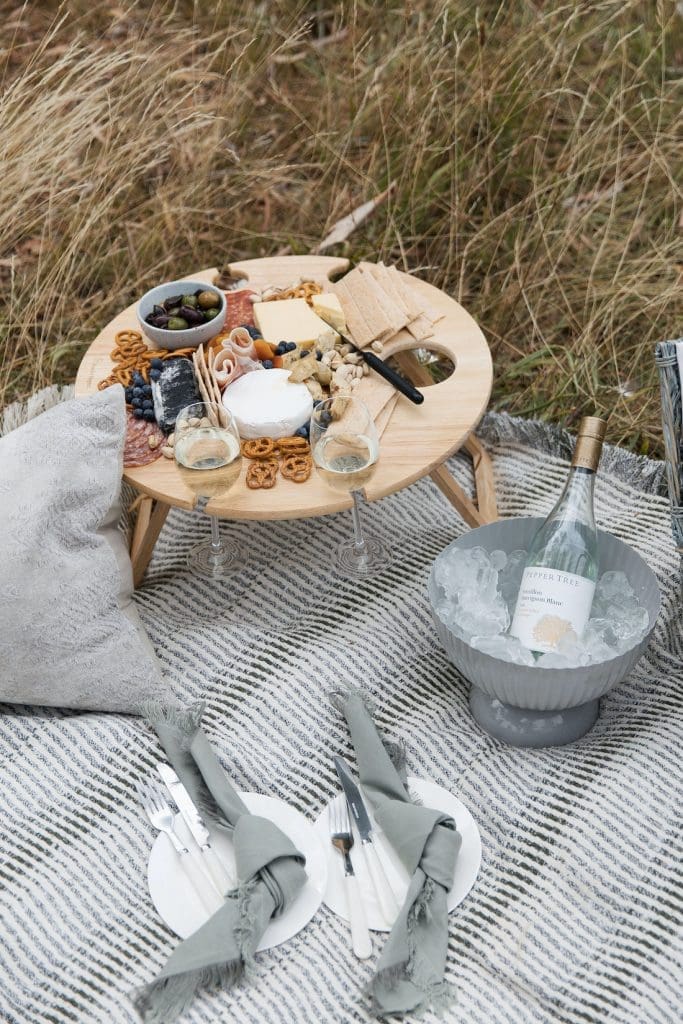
[{"xmin": 0, "ymin": 0, "xmax": 681, "ymax": 453}]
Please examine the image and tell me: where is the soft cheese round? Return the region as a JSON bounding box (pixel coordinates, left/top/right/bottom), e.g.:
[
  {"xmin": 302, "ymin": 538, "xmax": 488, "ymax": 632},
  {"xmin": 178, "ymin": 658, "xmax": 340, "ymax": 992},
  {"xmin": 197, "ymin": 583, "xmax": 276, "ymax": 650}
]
[{"xmin": 222, "ymin": 368, "xmax": 313, "ymax": 440}]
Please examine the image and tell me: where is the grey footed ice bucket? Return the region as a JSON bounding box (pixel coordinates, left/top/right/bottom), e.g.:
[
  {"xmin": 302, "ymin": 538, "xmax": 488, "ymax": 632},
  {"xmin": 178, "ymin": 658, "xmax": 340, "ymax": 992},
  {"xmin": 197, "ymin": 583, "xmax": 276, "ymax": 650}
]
[{"xmin": 428, "ymin": 517, "xmax": 660, "ymax": 747}]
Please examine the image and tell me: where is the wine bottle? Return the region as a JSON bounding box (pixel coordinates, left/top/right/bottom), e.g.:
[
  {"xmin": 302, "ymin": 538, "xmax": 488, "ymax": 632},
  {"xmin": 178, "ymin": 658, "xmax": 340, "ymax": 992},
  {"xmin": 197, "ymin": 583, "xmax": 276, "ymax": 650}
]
[{"xmin": 510, "ymin": 416, "xmax": 607, "ymax": 654}]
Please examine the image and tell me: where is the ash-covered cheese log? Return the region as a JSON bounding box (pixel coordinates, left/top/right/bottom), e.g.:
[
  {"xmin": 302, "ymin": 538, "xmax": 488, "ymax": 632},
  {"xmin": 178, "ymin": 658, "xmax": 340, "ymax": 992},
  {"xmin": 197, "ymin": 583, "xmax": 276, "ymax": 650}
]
[{"xmin": 151, "ymin": 358, "xmax": 201, "ymax": 434}]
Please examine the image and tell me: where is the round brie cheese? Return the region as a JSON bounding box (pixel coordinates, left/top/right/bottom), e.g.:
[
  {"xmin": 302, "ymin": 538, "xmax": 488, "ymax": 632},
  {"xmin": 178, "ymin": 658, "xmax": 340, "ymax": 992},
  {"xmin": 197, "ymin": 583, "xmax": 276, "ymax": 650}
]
[{"xmin": 222, "ymin": 368, "xmax": 313, "ymax": 439}]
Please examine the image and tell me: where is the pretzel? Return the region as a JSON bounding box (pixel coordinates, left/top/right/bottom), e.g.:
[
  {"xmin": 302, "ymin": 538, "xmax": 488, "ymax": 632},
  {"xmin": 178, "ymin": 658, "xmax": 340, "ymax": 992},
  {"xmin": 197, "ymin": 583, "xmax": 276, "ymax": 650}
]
[
  {"xmin": 246, "ymin": 460, "xmax": 279, "ymax": 489},
  {"xmin": 280, "ymin": 453, "xmax": 312, "ymax": 483},
  {"xmin": 98, "ymin": 328, "xmax": 195, "ymax": 390},
  {"xmin": 262, "ymin": 280, "xmax": 323, "ymax": 306},
  {"xmin": 274, "ymin": 436, "xmax": 310, "ymax": 457},
  {"xmin": 242, "ymin": 437, "xmax": 276, "ymax": 460}
]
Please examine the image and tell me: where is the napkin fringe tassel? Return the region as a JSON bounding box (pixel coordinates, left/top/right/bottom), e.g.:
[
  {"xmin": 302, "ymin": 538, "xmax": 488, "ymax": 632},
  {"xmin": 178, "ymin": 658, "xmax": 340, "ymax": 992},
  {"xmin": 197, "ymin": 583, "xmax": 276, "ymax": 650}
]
[
  {"xmin": 368, "ymin": 879, "xmax": 455, "ymax": 1019},
  {"xmin": 133, "ymin": 959, "xmax": 244, "ymax": 1024},
  {"xmin": 142, "ymin": 698, "xmax": 205, "ymax": 741},
  {"xmin": 133, "ymin": 882, "xmax": 259, "ymax": 1024}
]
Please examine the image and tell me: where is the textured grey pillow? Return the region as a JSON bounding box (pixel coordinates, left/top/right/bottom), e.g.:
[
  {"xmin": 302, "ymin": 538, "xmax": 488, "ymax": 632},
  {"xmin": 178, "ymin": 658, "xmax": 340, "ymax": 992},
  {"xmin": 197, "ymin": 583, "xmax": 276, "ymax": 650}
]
[{"xmin": 0, "ymin": 385, "xmax": 169, "ymax": 712}]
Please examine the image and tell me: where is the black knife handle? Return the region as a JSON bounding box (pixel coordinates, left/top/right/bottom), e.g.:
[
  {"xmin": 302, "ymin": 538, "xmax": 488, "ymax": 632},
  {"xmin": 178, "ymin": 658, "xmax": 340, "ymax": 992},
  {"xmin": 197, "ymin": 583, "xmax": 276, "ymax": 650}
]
[{"xmin": 360, "ymin": 350, "xmax": 425, "ymax": 405}]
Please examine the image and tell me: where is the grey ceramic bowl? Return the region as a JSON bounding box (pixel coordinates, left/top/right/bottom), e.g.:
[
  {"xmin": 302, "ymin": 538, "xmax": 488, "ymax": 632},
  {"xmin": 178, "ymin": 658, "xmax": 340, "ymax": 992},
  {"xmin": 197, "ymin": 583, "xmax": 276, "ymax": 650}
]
[
  {"xmin": 428, "ymin": 517, "xmax": 660, "ymax": 746},
  {"xmin": 136, "ymin": 278, "xmax": 227, "ymax": 349}
]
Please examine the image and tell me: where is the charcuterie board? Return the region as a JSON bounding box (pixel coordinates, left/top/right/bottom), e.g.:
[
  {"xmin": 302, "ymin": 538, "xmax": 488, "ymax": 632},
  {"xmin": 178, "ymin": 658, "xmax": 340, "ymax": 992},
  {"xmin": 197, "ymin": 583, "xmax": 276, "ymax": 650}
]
[{"xmin": 75, "ymin": 255, "xmax": 494, "ymax": 584}]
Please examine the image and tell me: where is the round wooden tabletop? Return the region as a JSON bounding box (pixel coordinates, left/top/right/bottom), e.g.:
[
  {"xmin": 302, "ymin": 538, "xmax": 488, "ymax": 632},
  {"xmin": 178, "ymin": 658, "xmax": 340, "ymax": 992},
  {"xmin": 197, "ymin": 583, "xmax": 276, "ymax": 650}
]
[{"xmin": 74, "ymin": 255, "xmax": 492, "ymax": 520}]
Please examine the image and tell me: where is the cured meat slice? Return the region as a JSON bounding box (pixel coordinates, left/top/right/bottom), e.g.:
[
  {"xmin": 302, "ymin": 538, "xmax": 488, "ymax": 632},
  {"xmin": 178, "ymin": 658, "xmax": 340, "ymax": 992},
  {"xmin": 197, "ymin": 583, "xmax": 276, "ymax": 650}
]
[
  {"xmin": 123, "ymin": 410, "xmax": 165, "ymax": 468},
  {"xmin": 224, "ymin": 288, "xmax": 256, "ymax": 332}
]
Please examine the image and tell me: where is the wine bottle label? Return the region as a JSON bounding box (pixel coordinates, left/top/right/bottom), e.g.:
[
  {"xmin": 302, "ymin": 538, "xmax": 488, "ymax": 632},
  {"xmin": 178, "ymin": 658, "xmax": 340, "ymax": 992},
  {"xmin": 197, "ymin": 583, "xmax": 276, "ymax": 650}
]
[{"xmin": 510, "ymin": 567, "xmax": 595, "ymax": 654}]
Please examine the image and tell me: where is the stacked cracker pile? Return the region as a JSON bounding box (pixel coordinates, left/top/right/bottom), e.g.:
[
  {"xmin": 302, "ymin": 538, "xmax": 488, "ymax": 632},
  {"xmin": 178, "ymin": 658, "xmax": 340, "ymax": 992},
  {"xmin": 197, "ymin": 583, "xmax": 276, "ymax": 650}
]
[{"xmin": 333, "ymin": 262, "xmax": 442, "ymax": 350}]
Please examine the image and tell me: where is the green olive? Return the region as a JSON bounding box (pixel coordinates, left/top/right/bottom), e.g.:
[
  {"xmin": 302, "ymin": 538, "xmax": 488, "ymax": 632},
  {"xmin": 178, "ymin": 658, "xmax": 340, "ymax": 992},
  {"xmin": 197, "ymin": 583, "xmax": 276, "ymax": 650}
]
[
  {"xmin": 204, "ymin": 308, "xmax": 219, "ymax": 320},
  {"xmin": 181, "ymin": 294, "xmax": 198, "ymax": 308},
  {"xmin": 197, "ymin": 289, "xmax": 219, "ymax": 310},
  {"xmin": 167, "ymin": 317, "xmax": 189, "ymax": 330}
]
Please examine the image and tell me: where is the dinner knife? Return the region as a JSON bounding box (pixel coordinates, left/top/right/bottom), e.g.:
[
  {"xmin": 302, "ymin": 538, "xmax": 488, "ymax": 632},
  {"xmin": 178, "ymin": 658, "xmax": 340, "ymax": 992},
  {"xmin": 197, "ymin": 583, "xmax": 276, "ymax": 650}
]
[
  {"xmin": 156, "ymin": 762, "xmax": 233, "ymax": 896},
  {"xmin": 333, "ymin": 756, "xmax": 400, "ymax": 924}
]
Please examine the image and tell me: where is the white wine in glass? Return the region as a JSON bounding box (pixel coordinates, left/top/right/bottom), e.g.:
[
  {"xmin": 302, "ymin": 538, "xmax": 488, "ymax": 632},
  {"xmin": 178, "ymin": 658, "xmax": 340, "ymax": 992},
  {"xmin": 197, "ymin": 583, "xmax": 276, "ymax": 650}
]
[
  {"xmin": 310, "ymin": 396, "xmax": 390, "ymax": 577},
  {"xmin": 312, "ymin": 432, "xmax": 380, "ymax": 493},
  {"xmin": 174, "ymin": 403, "xmax": 245, "ymax": 578}
]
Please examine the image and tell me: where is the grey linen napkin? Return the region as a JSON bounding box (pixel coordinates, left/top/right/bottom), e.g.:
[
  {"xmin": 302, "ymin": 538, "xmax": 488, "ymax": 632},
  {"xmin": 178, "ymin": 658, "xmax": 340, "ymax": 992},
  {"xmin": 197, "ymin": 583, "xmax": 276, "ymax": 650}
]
[
  {"xmin": 331, "ymin": 689, "xmax": 461, "ymax": 1018},
  {"xmin": 133, "ymin": 703, "xmax": 307, "ymax": 1024}
]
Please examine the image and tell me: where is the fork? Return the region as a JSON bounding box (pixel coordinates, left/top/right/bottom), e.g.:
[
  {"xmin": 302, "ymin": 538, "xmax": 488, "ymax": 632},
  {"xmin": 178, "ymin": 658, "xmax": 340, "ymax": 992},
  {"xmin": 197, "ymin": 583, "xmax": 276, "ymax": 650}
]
[
  {"xmin": 136, "ymin": 781, "xmax": 221, "ymax": 915},
  {"xmin": 330, "ymin": 796, "xmax": 372, "ymax": 959}
]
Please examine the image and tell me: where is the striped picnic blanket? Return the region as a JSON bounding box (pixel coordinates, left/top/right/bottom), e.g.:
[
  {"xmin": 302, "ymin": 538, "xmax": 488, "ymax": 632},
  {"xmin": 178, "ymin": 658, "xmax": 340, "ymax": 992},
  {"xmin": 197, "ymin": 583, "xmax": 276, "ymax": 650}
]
[{"xmin": 1, "ymin": 397, "xmax": 681, "ymax": 1023}]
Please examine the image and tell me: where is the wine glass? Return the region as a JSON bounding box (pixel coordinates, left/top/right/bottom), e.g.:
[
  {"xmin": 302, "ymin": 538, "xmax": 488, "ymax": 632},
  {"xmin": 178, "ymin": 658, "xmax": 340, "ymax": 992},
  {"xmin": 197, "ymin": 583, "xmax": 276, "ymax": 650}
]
[
  {"xmin": 310, "ymin": 395, "xmax": 391, "ymax": 577},
  {"xmin": 174, "ymin": 402, "xmax": 245, "ymax": 578}
]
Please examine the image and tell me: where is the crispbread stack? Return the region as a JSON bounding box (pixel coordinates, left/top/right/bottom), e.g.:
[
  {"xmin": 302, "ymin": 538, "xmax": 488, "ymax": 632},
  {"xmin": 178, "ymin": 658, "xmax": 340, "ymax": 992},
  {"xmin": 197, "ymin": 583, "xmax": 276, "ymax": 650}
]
[{"xmin": 332, "ymin": 262, "xmax": 442, "ymax": 349}]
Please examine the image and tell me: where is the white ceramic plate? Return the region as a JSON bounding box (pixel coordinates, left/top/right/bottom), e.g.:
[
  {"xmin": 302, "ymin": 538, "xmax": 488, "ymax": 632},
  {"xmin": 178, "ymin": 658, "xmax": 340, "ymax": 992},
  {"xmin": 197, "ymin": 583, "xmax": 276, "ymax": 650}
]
[
  {"xmin": 314, "ymin": 777, "xmax": 482, "ymax": 932},
  {"xmin": 148, "ymin": 793, "xmax": 327, "ymax": 950}
]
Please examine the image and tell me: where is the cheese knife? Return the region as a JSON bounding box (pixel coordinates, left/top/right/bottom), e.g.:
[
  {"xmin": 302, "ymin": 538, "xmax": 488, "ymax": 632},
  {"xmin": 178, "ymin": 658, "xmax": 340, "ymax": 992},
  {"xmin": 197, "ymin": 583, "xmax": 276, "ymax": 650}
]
[
  {"xmin": 156, "ymin": 762, "xmax": 234, "ymax": 896},
  {"xmin": 315, "ymin": 305, "xmax": 425, "ymax": 406},
  {"xmin": 333, "ymin": 756, "xmax": 400, "ymax": 924},
  {"xmin": 340, "ymin": 332, "xmax": 425, "ymax": 406}
]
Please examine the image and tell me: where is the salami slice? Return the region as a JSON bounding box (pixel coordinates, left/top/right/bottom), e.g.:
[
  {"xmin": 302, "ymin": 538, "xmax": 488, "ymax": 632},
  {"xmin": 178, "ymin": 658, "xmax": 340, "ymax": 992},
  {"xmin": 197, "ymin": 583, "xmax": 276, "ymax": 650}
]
[
  {"xmin": 123, "ymin": 410, "xmax": 166, "ymax": 468},
  {"xmin": 224, "ymin": 288, "xmax": 256, "ymax": 332}
]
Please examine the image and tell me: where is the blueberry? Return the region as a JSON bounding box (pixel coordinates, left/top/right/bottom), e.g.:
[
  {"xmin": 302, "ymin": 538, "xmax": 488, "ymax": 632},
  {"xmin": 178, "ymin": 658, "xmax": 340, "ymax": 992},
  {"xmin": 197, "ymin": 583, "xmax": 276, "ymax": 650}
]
[
  {"xmin": 241, "ymin": 324, "xmax": 261, "ymax": 340},
  {"xmin": 133, "ymin": 372, "xmax": 145, "ymax": 385},
  {"xmin": 149, "ymin": 368, "xmax": 161, "ymax": 381},
  {"xmin": 133, "ymin": 408, "xmax": 144, "ymax": 419},
  {"xmin": 143, "ymin": 410, "xmax": 156, "ymax": 422},
  {"xmin": 143, "ymin": 384, "xmax": 153, "ymax": 397},
  {"xmin": 132, "ymin": 386, "xmax": 143, "ymax": 398},
  {"xmin": 275, "ymin": 341, "xmax": 286, "ymax": 356},
  {"xmin": 150, "ymin": 357, "xmax": 163, "ymax": 370},
  {"xmin": 124, "ymin": 387, "xmax": 134, "ymax": 403},
  {"xmin": 285, "ymin": 341, "xmax": 297, "ymax": 352},
  {"xmin": 131, "ymin": 397, "xmax": 143, "ymax": 409},
  {"xmin": 262, "ymin": 359, "xmax": 273, "ymax": 369},
  {"xmin": 295, "ymin": 425, "xmax": 309, "ymax": 439},
  {"xmin": 143, "ymin": 399, "xmax": 153, "ymax": 410}
]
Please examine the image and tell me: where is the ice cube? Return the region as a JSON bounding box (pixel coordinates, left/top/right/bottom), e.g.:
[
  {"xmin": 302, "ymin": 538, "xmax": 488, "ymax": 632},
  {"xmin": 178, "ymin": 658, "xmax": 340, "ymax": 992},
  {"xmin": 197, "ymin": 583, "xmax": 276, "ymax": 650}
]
[
  {"xmin": 536, "ymin": 651, "xmax": 575, "ymax": 668},
  {"xmin": 452, "ymin": 595, "xmax": 510, "ymax": 640},
  {"xmin": 498, "ymin": 549, "xmax": 528, "ymax": 610},
  {"xmin": 489, "ymin": 549, "xmax": 508, "ymax": 571},
  {"xmin": 592, "ymin": 571, "xmax": 636, "ymax": 616},
  {"xmin": 433, "ymin": 546, "xmax": 500, "ymax": 603},
  {"xmin": 471, "ymin": 633, "xmax": 535, "ymax": 666}
]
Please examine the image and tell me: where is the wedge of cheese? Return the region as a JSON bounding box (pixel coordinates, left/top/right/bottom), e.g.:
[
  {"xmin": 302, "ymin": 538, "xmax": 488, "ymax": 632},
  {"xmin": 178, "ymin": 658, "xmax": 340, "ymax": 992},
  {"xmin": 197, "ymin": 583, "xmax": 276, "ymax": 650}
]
[
  {"xmin": 311, "ymin": 292, "xmax": 347, "ymax": 334},
  {"xmin": 253, "ymin": 298, "xmax": 339, "ymax": 347}
]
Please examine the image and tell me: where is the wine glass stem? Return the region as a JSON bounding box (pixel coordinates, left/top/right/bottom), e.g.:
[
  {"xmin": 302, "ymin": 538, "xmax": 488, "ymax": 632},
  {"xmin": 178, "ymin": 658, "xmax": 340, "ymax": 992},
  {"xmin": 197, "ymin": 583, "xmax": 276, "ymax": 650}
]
[
  {"xmin": 210, "ymin": 515, "xmax": 223, "ymax": 554},
  {"xmin": 351, "ymin": 491, "xmax": 367, "ymax": 554}
]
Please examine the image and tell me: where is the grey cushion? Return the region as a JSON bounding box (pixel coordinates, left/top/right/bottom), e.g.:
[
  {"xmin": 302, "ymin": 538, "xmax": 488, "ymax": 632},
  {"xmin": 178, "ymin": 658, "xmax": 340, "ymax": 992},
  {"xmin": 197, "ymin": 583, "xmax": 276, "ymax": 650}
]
[{"xmin": 0, "ymin": 385, "xmax": 169, "ymax": 712}]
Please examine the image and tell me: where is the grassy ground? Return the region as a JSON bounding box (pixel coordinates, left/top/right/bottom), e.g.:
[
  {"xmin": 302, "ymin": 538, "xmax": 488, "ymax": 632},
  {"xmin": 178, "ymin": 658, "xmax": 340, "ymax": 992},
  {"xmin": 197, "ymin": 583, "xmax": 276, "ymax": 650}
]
[{"xmin": 0, "ymin": 0, "xmax": 680, "ymax": 454}]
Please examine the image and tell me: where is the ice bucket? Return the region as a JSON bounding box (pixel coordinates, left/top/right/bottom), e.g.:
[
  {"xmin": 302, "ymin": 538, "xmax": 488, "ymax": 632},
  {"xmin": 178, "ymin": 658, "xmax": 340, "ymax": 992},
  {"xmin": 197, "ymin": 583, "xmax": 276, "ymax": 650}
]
[{"xmin": 427, "ymin": 517, "xmax": 660, "ymax": 747}]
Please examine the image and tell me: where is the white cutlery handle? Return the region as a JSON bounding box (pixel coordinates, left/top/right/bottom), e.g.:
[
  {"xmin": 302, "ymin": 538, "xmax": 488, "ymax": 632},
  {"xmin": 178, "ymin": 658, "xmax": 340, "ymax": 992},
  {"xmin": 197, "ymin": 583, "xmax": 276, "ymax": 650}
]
[
  {"xmin": 344, "ymin": 874, "xmax": 372, "ymax": 959},
  {"xmin": 363, "ymin": 840, "xmax": 400, "ymax": 923},
  {"xmin": 180, "ymin": 848, "xmax": 222, "ymax": 914},
  {"xmin": 202, "ymin": 845, "xmax": 234, "ymax": 894}
]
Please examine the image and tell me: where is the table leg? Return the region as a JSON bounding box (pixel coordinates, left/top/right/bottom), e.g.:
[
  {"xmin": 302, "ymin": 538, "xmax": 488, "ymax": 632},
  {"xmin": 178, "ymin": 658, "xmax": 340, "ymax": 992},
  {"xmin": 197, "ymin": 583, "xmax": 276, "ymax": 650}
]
[
  {"xmin": 391, "ymin": 348, "xmax": 498, "ymax": 526},
  {"xmin": 129, "ymin": 496, "xmax": 171, "ymax": 587}
]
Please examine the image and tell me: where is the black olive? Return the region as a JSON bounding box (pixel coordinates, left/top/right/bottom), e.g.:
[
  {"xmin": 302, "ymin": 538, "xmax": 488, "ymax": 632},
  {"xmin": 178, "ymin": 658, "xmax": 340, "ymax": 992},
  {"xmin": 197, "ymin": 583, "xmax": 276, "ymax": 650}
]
[
  {"xmin": 163, "ymin": 294, "xmax": 184, "ymax": 311},
  {"xmin": 180, "ymin": 305, "xmax": 204, "ymax": 325}
]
